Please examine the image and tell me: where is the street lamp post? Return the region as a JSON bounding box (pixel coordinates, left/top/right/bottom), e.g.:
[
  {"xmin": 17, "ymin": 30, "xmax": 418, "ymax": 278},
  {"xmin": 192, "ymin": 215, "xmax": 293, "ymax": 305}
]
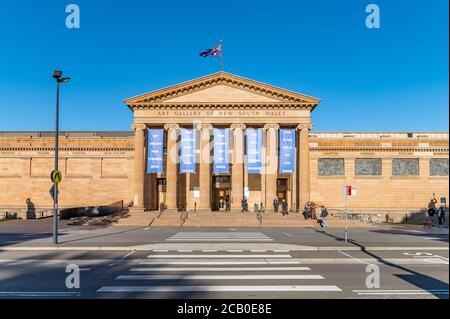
[{"xmin": 52, "ymin": 71, "xmax": 70, "ymax": 245}]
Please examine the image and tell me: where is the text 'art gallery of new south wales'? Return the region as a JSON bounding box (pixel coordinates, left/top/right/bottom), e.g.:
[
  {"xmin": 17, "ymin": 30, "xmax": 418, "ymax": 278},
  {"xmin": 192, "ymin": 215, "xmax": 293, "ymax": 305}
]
[{"xmin": 0, "ymin": 72, "xmax": 448, "ymax": 226}]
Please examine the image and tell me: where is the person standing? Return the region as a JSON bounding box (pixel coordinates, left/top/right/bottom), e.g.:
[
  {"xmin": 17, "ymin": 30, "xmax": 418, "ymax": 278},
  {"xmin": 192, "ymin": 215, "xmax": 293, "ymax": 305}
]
[
  {"xmin": 437, "ymin": 206, "xmax": 446, "ymax": 228},
  {"xmin": 427, "ymin": 197, "xmax": 438, "ymax": 227},
  {"xmin": 273, "ymin": 197, "xmax": 279, "ymax": 213},
  {"xmin": 303, "ymin": 201, "xmax": 311, "ymax": 219},
  {"xmin": 281, "ymin": 199, "xmax": 288, "ymax": 216}
]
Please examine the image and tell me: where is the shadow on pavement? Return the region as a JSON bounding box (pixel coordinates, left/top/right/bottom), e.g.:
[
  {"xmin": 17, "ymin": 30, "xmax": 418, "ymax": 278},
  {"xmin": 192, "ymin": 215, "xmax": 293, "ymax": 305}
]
[{"xmin": 313, "ymin": 228, "xmax": 449, "ymax": 299}]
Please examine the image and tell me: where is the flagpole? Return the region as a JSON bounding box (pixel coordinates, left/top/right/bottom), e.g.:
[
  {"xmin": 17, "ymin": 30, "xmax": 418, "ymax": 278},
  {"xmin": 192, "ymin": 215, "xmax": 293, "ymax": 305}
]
[{"xmin": 219, "ymin": 39, "xmax": 224, "ymax": 71}]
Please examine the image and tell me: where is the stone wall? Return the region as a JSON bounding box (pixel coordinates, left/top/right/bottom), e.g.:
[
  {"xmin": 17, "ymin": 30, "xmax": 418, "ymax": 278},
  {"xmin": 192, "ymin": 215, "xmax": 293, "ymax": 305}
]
[
  {"xmin": 0, "ymin": 132, "xmax": 134, "ymax": 214},
  {"xmin": 309, "ymin": 134, "xmax": 449, "ymax": 215},
  {"xmin": 0, "ymin": 131, "xmax": 448, "ymax": 220}
]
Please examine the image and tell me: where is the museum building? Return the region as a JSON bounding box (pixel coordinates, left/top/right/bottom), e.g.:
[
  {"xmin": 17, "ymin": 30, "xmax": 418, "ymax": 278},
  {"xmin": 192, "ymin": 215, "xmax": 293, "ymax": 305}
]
[{"xmin": 0, "ymin": 72, "xmax": 448, "ymax": 220}]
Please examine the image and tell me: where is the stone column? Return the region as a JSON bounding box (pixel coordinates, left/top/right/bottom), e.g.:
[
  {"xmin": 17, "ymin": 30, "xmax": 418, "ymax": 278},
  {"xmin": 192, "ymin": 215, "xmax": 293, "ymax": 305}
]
[
  {"xmin": 132, "ymin": 123, "xmax": 146, "ymax": 210},
  {"xmin": 298, "ymin": 123, "xmax": 313, "ymax": 209},
  {"xmin": 164, "ymin": 124, "xmax": 179, "ymax": 211},
  {"xmin": 231, "ymin": 124, "xmax": 246, "ymax": 210},
  {"xmin": 264, "ymin": 124, "xmax": 279, "ymax": 210},
  {"xmin": 198, "ymin": 123, "xmax": 212, "ymax": 211}
]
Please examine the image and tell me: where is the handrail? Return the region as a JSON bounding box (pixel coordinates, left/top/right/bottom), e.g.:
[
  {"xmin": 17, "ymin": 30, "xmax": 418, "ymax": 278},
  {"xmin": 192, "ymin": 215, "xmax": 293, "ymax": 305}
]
[
  {"xmin": 256, "ymin": 210, "xmax": 263, "ymax": 227},
  {"xmin": 180, "ymin": 210, "xmax": 189, "ymax": 226}
]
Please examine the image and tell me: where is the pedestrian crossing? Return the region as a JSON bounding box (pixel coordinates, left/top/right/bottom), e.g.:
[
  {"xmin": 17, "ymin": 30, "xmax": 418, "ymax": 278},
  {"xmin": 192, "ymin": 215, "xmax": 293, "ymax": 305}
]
[
  {"xmin": 97, "ymin": 250, "xmax": 342, "ymax": 296},
  {"xmin": 166, "ymin": 232, "xmax": 274, "ymax": 242}
]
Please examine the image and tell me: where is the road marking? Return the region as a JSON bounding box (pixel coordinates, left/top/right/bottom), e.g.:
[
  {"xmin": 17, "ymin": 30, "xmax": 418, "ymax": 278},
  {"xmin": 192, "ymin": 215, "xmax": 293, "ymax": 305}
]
[
  {"xmin": 146, "ymin": 254, "xmax": 292, "ymax": 259},
  {"xmin": 109, "ymin": 250, "xmax": 135, "ymax": 267},
  {"xmin": 166, "ymin": 239, "xmax": 274, "ymax": 242},
  {"xmin": 177, "ymin": 250, "xmax": 193, "ymax": 253},
  {"xmin": 97, "ymin": 285, "xmax": 342, "ymax": 293},
  {"xmin": 201, "ymin": 250, "xmax": 218, "ymax": 252},
  {"xmin": 140, "ymin": 261, "xmax": 302, "ymax": 265},
  {"xmin": 273, "ymin": 250, "xmax": 289, "ymax": 253},
  {"xmin": 130, "ymin": 266, "xmax": 311, "ymax": 272},
  {"xmin": 153, "ymin": 250, "xmax": 169, "ymax": 252},
  {"xmin": 166, "ymin": 232, "xmax": 273, "ymax": 242},
  {"xmin": 282, "ymin": 232, "xmax": 295, "ymax": 237},
  {"xmin": 116, "ymin": 274, "xmax": 324, "ymax": 280},
  {"xmin": 338, "ymin": 250, "xmax": 371, "ymax": 265},
  {"xmin": 353, "ymin": 289, "xmax": 449, "ymax": 296},
  {"xmin": 0, "ymin": 292, "xmax": 81, "ymax": 297},
  {"xmin": 251, "ymin": 250, "xmax": 267, "ymax": 253},
  {"xmin": 227, "ymin": 250, "xmax": 243, "ymax": 252}
]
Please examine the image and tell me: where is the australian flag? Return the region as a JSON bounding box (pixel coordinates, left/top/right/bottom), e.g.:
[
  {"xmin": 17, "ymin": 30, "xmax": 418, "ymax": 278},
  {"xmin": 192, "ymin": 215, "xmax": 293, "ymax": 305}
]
[{"xmin": 199, "ymin": 43, "xmax": 222, "ymax": 57}]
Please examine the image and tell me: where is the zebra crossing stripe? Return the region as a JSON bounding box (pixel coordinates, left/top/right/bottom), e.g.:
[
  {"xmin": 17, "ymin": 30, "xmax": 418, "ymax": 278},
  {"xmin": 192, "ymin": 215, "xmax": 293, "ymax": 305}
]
[
  {"xmin": 130, "ymin": 266, "xmax": 311, "ymax": 272},
  {"xmin": 97, "ymin": 285, "xmax": 342, "ymax": 292},
  {"xmin": 140, "ymin": 261, "xmax": 301, "ymax": 265},
  {"xmin": 115, "ymin": 274, "xmax": 324, "ymax": 280},
  {"xmin": 146, "ymin": 254, "xmax": 292, "ymax": 259}
]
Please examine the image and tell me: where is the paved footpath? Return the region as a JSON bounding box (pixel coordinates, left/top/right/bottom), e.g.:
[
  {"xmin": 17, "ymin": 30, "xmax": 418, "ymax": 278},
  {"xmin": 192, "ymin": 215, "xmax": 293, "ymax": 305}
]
[{"xmin": 0, "ymin": 220, "xmax": 448, "ymax": 299}]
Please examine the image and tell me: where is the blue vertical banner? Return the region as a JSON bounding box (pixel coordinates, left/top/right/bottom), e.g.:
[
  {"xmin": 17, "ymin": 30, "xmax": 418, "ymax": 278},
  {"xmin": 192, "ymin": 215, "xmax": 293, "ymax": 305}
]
[
  {"xmin": 279, "ymin": 129, "xmax": 296, "ymax": 173},
  {"xmin": 213, "ymin": 128, "xmax": 230, "ymax": 174},
  {"xmin": 246, "ymin": 128, "xmax": 263, "ymax": 174},
  {"xmin": 180, "ymin": 129, "xmax": 196, "ymax": 173},
  {"xmin": 147, "ymin": 129, "xmax": 164, "ymax": 173}
]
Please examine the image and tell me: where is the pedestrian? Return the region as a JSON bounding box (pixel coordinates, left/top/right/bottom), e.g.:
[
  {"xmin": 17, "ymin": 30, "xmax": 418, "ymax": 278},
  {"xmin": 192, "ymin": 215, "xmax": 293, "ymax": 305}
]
[
  {"xmin": 303, "ymin": 201, "xmax": 311, "ymax": 219},
  {"xmin": 311, "ymin": 202, "xmax": 317, "ymax": 219},
  {"xmin": 273, "ymin": 197, "xmax": 279, "ymax": 213},
  {"xmin": 259, "ymin": 202, "xmax": 264, "ymax": 213},
  {"xmin": 437, "ymin": 206, "xmax": 446, "ymax": 228},
  {"xmin": 426, "ymin": 197, "xmax": 438, "ymax": 227},
  {"xmin": 281, "ymin": 199, "xmax": 288, "ymax": 216},
  {"xmin": 320, "ymin": 205, "xmax": 329, "ymax": 228}
]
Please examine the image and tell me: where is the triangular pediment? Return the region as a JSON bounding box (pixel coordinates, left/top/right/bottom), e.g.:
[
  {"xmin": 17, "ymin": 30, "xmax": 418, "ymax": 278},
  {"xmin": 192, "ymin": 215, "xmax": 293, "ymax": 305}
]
[{"xmin": 124, "ymin": 72, "xmax": 320, "ymax": 109}]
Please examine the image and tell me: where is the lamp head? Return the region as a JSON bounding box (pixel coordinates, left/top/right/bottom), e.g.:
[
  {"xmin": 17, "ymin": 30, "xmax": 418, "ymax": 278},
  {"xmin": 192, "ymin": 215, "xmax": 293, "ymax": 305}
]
[
  {"xmin": 53, "ymin": 70, "xmax": 63, "ymax": 79},
  {"xmin": 58, "ymin": 77, "xmax": 71, "ymax": 83}
]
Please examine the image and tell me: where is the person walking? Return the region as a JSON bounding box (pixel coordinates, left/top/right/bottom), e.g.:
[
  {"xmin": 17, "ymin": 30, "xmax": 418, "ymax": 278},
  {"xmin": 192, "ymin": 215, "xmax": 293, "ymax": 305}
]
[
  {"xmin": 320, "ymin": 205, "xmax": 329, "ymax": 229},
  {"xmin": 273, "ymin": 197, "xmax": 279, "ymax": 213},
  {"xmin": 281, "ymin": 199, "xmax": 288, "ymax": 216},
  {"xmin": 241, "ymin": 198, "xmax": 248, "ymax": 213}
]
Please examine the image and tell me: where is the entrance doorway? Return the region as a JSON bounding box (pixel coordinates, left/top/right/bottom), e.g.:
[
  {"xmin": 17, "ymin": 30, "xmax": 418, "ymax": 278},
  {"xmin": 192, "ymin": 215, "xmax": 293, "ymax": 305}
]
[
  {"xmin": 212, "ymin": 175, "xmax": 231, "ymax": 211},
  {"xmin": 276, "ymin": 178, "xmax": 288, "ymax": 202}
]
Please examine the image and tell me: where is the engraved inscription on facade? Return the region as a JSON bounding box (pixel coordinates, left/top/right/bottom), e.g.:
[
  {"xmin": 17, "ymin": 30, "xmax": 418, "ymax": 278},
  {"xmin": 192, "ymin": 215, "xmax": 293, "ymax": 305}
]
[
  {"xmin": 318, "ymin": 158, "xmax": 345, "ymax": 176},
  {"xmin": 430, "ymin": 158, "xmax": 449, "ymax": 176},
  {"xmin": 392, "ymin": 158, "xmax": 419, "ymax": 176},
  {"xmin": 355, "ymin": 158, "xmax": 382, "ymax": 176}
]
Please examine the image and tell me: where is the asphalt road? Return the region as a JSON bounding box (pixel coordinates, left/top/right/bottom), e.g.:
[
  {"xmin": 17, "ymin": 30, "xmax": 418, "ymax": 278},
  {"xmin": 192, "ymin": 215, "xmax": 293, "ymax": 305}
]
[
  {"xmin": 0, "ymin": 248, "xmax": 448, "ymax": 299},
  {"xmin": 0, "ymin": 220, "xmax": 448, "ymax": 299}
]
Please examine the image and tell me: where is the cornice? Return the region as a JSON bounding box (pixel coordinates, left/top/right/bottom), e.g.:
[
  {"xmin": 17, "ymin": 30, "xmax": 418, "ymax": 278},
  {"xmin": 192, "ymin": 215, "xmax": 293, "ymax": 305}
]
[
  {"xmin": 128, "ymin": 103, "xmax": 315, "ymax": 111},
  {"xmin": 310, "ymin": 146, "xmax": 449, "ymax": 152},
  {"xmin": 0, "ymin": 147, "xmax": 134, "ymax": 152}
]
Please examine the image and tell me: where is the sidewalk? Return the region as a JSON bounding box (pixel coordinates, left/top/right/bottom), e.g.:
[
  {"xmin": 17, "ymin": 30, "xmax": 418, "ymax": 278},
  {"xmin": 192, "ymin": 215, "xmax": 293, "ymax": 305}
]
[{"xmin": 0, "ymin": 220, "xmax": 447, "ymax": 251}]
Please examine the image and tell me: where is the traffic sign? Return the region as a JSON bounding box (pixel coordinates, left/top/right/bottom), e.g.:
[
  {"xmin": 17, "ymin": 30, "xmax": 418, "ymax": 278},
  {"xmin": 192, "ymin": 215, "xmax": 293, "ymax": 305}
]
[{"xmin": 51, "ymin": 170, "xmax": 62, "ymax": 184}]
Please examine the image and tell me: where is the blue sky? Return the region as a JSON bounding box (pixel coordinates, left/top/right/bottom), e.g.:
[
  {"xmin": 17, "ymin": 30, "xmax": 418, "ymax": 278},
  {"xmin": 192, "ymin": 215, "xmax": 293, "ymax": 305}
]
[{"xmin": 0, "ymin": 0, "xmax": 448, "ymax": 132}]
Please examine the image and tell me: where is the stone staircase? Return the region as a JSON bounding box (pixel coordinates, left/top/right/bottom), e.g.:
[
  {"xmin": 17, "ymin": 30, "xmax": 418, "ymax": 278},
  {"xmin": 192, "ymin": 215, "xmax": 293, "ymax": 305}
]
[{"xmin": 103, "ymin": 209, "xmax": 373, "ymax": 227}]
